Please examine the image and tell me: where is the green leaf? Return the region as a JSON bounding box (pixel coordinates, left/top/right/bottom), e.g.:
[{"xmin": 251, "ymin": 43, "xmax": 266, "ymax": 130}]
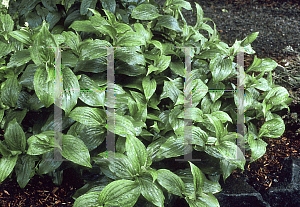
[
  {"xmin": 78, "ymin": 74, "xmax": 106, "ymax": 107},
  {"xmin": 175, "ymin": 126, "xmax": 208, "ymax": 147},
  {"xmin": 209, "ymin": 56, "xmax": 233, "ymax": 83},
  {"xmin": 68, "ymin": 107, "xmax": 106, "ymax": 127},
  {"xmin": 18, "ymin": 0, "xmax": 40, "ymax": 16},
  {"xmin": 131, "ymin": 4, "xmax": 162, "ymax": 20},
  {"xmin": 80, "ymin": 39, "xmax": 112, "ymax": 60},
  {"xmin": 258, "ymin": 118, "xmax": 285, "ymax": 138},
  {"xmin": 61, "ymin": 67, "xmax": 80, "ymax": 116},
  {"xmin": 246, "ymin": 57, "xmax": 277, "ymax": 73},
  {"xmin": 116, "ymin": 31, "xmax": 145, "ymax": 47},
  {"xmin": 171, "ymin": 0, "xmax": 192, "ymax": 10},
  {"xmin": 80, "ymin": 0, "xmax": 97, "ymax": 16},
  {"xmin": 189, "ymin": 161, "xmax": 205, "ymax": 195},
  {"xmin": 160, "ymin": 80, "xmax": 182, "ymax": 103},
  {"xmin": 74, "ymin": 192, "xmax": 101, "ymax": 207},
  {"xmin": 15, "ymin": 154, "xmax": 37, "ymax": 188},
  {"xmin": 203, "ymin": 114, "xmax": 224, "ymax": 141},
  {"xmin": 248, "ymin": 133, "xmax": 267, "ymax": 162},
  {"xmin": 69, "ymin": 20, "xmax": 97, "ymax": 33},
  {"xmin": 186, "ymin": 192, "xmax": 220, "ymax": 207},
  {"xmin": 9, "ymin": 30, "xmax": 32, "ymax": 45},
  {"xmin": 4, "ymin": 119, "xmax": 26, "ymax": 152},
  {"xmin": 155, "ymin": 55, "xmax": 171, "ymax": 73},
  {"xmin": 37, "ymin": 150, "xmax": 63, "ymax": 175},
  {"xmin": 137, "ymin": 175, "xmax": 165, "ymax": 207},
  {"xmin": 134, "ymin": 23, "xmax": 151, "ymax": 42},
  {"xmin": 61, "ymin": 134, "xmax": 92, "ymax": 168},
  {"xmin": 62, "ymin": 0, "xmax": 76, "ymax": 12},
  {"xmin": 46, "ymin": 11, "xmax": 62, "ymax": 30},
  {"xmin": 156, "ymin": 136, "xmax": 193, "ymax": 159},
  {"xmin": 220, "ymin": 159, "xmax": 237, "ymax": 181},
  {"xmin": 216, "ymin": 141, "xmax": 246, "ymax": 170},
  {"xmin": 241, "ymin": 32, "xmax": 259, "ymax": 47},
  {"xmin": 34, "ymin": 67, "xmax": 55, "ymax": 108},
  {"xmin": 211, "ymin": 111, "xmax": 232, "ymax": 124},
  {"xmin": 41, "ymin": 0, "xmax": 58, "ymax": 12},
  {"xmin": 1, "ymin": 76, "xmax": 21, "ymax": 108},
  {"xmin": 100, "ymin": 0, "xmax": 116, "ymax": 14},
  {"xmin": 126, "ymin": 134, "xmax": 147, "ymax": 169},
  {"xmin": 7, "ymin": 49, "xmax": 32, "ymax": 69},
  {"xmin": 207, "ymin": 80, "xmax": 225, "ymax": 103},
  {"xmin": 0, "ymin": 40, "xmax": 13, "ymax": 58},
  {"xmin": 142, "ymin": 76, "xmax": 156, "ymax": 101},
  {"xmin": 169, "ymin": 61, "xmax": 185, "ymax": 77},
  {"xmin": 157, "ymin": 15, "xmax": 182, "ymax": 32},
  {"xmin": 0, "ymin": 155, "xmax": 18, "ymax": 183},
  {"xmin": 61, "ymin": 31, "xmax": 81, "ymax": 54},
  {"xmin": 0, "ymin": 13, "xmax": 14, "ymax": 34},
  {"xmin": 157, "ymin": 169, "xmax": 185, "ymax": 197},
  {"xmin": 194, "ymin": 3, "xmax": 203, "ymax": 29},
  {"xmin": 107, "ymin": 113, "xmax": 136, "ymax": 137},
  {"xmin": 27, "ymin": 133, "xmax": 55, "ymax": 155},
  {"xmin": 98, "ymin": 180, "xmax": 140, "ymax": 207}
]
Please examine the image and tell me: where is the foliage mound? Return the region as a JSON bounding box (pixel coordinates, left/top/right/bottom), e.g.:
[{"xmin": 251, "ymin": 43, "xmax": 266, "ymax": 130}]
[{"xmin": 0, "ymin": 0, "xmax": 293, "ymax": 206}]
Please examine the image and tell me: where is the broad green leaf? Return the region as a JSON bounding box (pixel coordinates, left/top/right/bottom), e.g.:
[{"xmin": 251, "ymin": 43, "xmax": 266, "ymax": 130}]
[
  {"xmin": 62, "ymin": 0, "xmax": 76, "ymax": 12},
  {"xmin": 61, "ymin": 50, "xmax": 78, "ymax": 68},
  {"xmin": 134, "ymin": 23, "xmax": 151, "ymax": 42},
  {"xmin": 34, "ymin": 67, "xmax": 55, "ymax": 108},
  {"xmin": 61, "ymin": 31, "xmax": 81, "ymax": 54},
  {"xmin": 61, "ymin": 134, "xmax": 92, "ymax": 168},
  {"xmin": 209, "ymin": 56, "xmax": 232, "ymax": 83},
  {"xmin": 74, "ymin": 58, "xmax": 107, "ymax": 73},
  {"xmin": 37, "ymin": 150, "xmax": 63, "ymax": 175},
  {"xmin": 160, "ymin": 80, "xmax": 182, "ymax": 103},
  {"xmin": 156, "ymin": 136, "xmax": 193, "ymax": 159},
  {"xmin": 98, "ymin": 180, "xmax": 140, "ymax": 207},
  {"xmin": 258, "ymin": 118, "xmax": 285, "ymax": 138},
  {"xmin": 137, "ymin": 175, "xmax": 165, "ymax": 207},
  {"xmin": 15, "ymin": 154, "xmax": 37, "ymax": 188},
  {"xmin": 0, "ymin": 14, "xmax": 14, "ymax": 37},
  {"xmin": 189, "ymin": 161, "xmax": 205, "ymax": 195},
  {"xmin": 155, "ymin": 55, "xmax": 171, "ymax": 73},
  {"xmin": 100, "ymin": 0, "xmax": 116, "ymax": 14},
  {"xmin": 186, "ymin": 192, "xmax": 220, "ymax": 207},
  {"xmin": 169, "ymin": 61, "xmax": 185, "ymax": 77},
  {"xmin": 171, "ymin": 0, "xmax": 192, "ymax": 10},
  {"xmin": 68, "ymin": 107, "xmax": 106, "ymax": 127},
  {"xmin": 0, "ymin": 40, "xmax": 13, "ymax": 58},
  {"xmin": 116, "ymin": 31, "xmax": 145, "ymax": 47},
  {"xmin": 74, "ymin": 192, "xmax": 101, "ymax": 207},
  {"xmin": 69, "ymin": 20, "xmax": 97, "ymax": 33},
  {"xmin": 4, "ymin": 119, "xmax": 26, "ymax": 152},
  {"xmin": 69, "ymin": 123, "xmax": 106, "ymax": 151},
  {"xmin": 216, "ymin": 141, "xmax": 246, "ymax": 170},
  {"xmin": 177, "ymin": 107, "xmax": 204, "ymax": 123},
  {"xmin": 142, "ymin": 76, "xmax": 156, "ymax": 101},
  {"xmin": 211, "ymin": 111, "xmax": 232, "ymax": 124},
  {"xmin": 80, "ymin": 0, "xmax": 97, "ymax": 16},
  {"xmin": 241, "ymin": 32, "xmax": 259, "ymax": 47},
  {"xmin": 248, "ymin": 133, "xmax": 267, "ymax": 162},
  {"xmin": 78, "ymin": 74, "xmax": 106, "ymax": 107},
  {"xmin": 220, "ymin": 159, "xmax": 237, "ymax": 182},
  {"xmin": 1, "ymin": 76, "xmax": 21, "ymax": 108},
  {"xmin": 18, "ymin": 0, "xmax": 40, "ymax": 16},
  {"xmin": 80, "ymin": 39, "xmax": 111, "ymax": 60},
  {"xmin": 41, "ymin": 0, "xmax": 58, "ymax": 12},
  {"xmin": 246, "ymin": 58, "xmax": 277, "ymax": 73},
  {"xmin": 7, "ymin": 49, "xmax": 31, "ymax": 69},
  {"xmin": 115, "ymin": 46, "xmax": 145, "ymax": 66},
  {"xmin": 203, "ymin": 114, "xmax": 224, "ymax": 140},
  {"xmin": 131, "ymin": 4, "xmax": 162, "ymax": 20},
  {"xmin": 9, "ymin": 30, "xmax": 32, "ymax": 45},
  {"xmin": 175, "ymin": 126, "xmax": 208, "ymax": 147},
  {"xmin": 46, "ymin": 11, "xmax": 62, "ymax": 30},
  {"xmin": 3, "ymin": 110, "xmax": 27, "ymax": 131},
  {"xmin": 115, "ymin": 22, "xmax": 132, "ymax": 33},
  {"xmin": 157, "ymin": 169, "xmax": 185, "ymax": 197},
  {"xmin": 157, "ymin": 15, "xmax": 182, "ymax": 32},
  {"xmin": 0, "ymin": 155, "xmax": 18, "ymax": 183},
  {"xmin": 61, "ymin": 67, "xmax": 80, "ymax": 116},
  {"xmin": 126, "ymin": 134, "xmax": 147, "ymax": 169},
  {"xmin": 107, "ymin": 113, "xmax": 136, "ymax": 137},
  {"xmin": 207, "ymin": 80, "xmax": 225, "ymax": 103},
  {"xmin": 27, "ymin": 133, "xmax": 55, "ymax": 155}
]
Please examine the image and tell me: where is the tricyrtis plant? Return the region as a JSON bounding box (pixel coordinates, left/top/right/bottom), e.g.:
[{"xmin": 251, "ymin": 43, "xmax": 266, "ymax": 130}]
[{"xmin": 0, "ymin": 0, "xmax": 293, "ymax": 206}]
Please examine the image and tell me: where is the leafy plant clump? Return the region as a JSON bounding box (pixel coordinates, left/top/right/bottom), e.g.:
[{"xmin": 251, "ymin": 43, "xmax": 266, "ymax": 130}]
[{"xmin": 0, "ymin": 0, "xmax": 293, "ymax": 206}]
